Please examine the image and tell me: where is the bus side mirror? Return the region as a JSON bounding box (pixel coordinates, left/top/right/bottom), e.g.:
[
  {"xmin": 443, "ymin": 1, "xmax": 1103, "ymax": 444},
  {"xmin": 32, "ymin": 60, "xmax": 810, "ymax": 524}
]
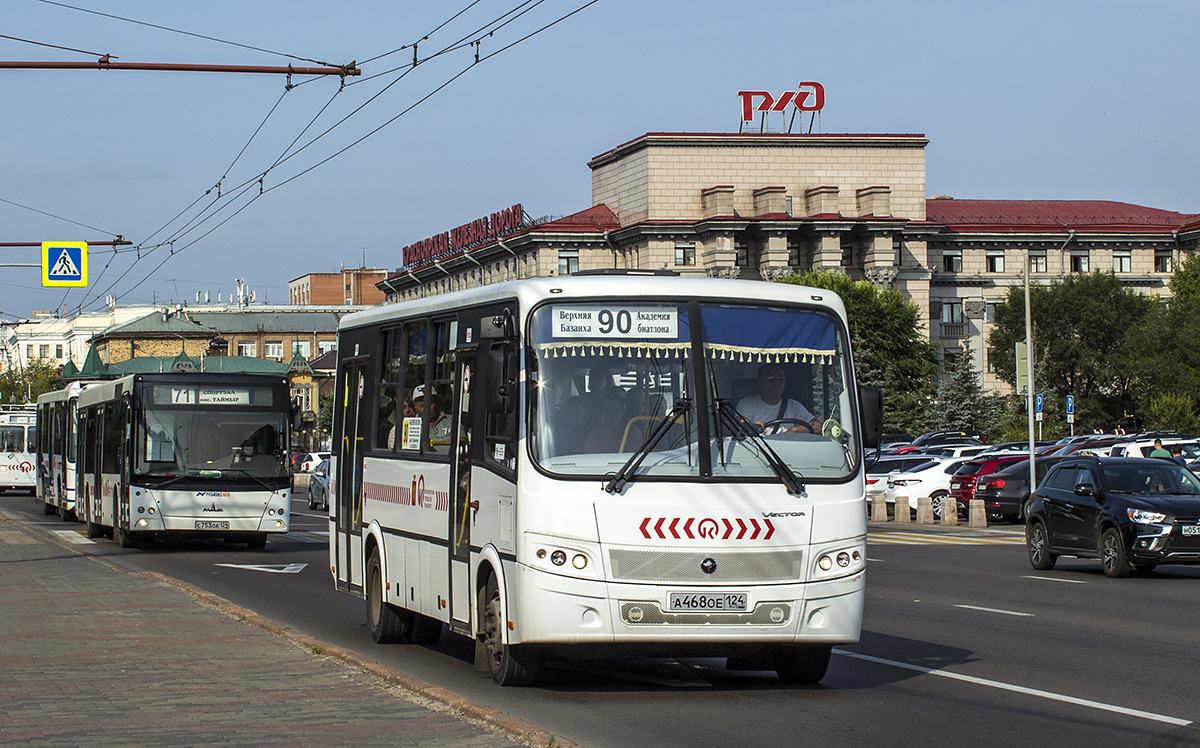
[
  {"xmin": 859, "ymin": 386, "xmax": 882, "ymax": 449},
  {"xmin": 487, "ymin": 347, "xmax": 517, "ymax": 415},
  {"xmin": 480, "ymin": 308, "xmax": 516, "ymax": 340}
]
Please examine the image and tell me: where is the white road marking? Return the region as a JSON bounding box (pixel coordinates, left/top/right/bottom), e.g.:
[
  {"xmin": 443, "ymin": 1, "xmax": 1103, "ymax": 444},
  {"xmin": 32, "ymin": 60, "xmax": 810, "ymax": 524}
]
[
  {"xmin": 953, "ymin": 604, "xmax": 1033, "ymax": 617},
  {"xmin": 1022, "ymin": 575, "xmax": 1086, "ymax": 584},
  {"xmin": 214, "ymin": 563, "xmax": 308, "ymax": 574},
  {"xmin": 834, "ymin": 649, "xmax": 1192, "ymax": 727},
  {"xmin": 52, "ymin": 529, "xmax": 94, "ymax": 544}
]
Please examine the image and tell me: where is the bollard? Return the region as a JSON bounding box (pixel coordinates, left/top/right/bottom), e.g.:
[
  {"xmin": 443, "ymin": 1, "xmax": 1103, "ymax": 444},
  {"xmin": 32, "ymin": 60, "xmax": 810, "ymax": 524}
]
[
  {"xmin": 871, "ymin": 494, "xmax": 889, "ymax": 522},
  {"xmin": 916, "ymin": 496, "xmax": 934, "ymax": 525},
  {"xmin": 895, "ymin": 497, "xmax": 911, "ymax": 524},
  {"xmin": 968, "ymin": 498, "xmax": 988, "ymax": 528},
  {"xmin": 941, "ymin": 496, "xmax": 959, "ymax": 526}
]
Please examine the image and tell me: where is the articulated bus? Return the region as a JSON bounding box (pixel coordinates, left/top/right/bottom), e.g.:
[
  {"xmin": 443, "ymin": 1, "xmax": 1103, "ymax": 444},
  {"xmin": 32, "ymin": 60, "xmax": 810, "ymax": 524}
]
[
  {"xmin": 36, "ymin": 382, "xmax": 89, "ymax": 519},
  {"xmin": 329, "ymin": 273, "xmax": 880, "ymax": 685},
  {"xmin": 75, "ymin": 372, "xmax": 293, "ymax": 548},
  {"xmin": 0, "ymin": 405, "xmax": 37, "ymax": 495}
]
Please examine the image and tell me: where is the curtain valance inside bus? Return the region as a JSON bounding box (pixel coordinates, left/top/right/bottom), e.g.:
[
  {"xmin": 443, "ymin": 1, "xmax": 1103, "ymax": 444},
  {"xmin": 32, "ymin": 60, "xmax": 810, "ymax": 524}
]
[
  {"xmin": 700, "ymin": 306, "xmax": 837, "ymax": 364},
  {"xmin": 533, "ymin": 306, "xmax": 692, "ymax": 359}
]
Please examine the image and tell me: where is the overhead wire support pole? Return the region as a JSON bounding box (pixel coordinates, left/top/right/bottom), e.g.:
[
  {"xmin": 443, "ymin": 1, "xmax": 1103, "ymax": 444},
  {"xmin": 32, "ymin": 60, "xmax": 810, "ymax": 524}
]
[
  {"xmin": 0, "ymin": 60, "xmax": 360, "ymax": 77},
  {"xmin": 0, "ymin": 239, "xmax": 132, "ymax": 248}
]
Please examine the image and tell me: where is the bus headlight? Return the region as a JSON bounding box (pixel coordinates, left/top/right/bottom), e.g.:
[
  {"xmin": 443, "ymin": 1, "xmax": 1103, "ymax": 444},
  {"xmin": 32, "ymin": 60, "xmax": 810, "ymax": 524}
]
[
  {"xmin": 813, "ymin": 544, "xmax": 864, "ymax": 581},
  {"xmin": 572, "ymin": 554, "xmax": 588, "ymax": 570},
  {"xmin": 550, "ymin": 550, "xmax": 566, "ymax": 566},
  {"xmin": 136, "ymin": 518, "xmax": 148, "ymax": 528},
  {"xmin": 525, "ymin": 533, "xmax": 601, "ymax": 580}
]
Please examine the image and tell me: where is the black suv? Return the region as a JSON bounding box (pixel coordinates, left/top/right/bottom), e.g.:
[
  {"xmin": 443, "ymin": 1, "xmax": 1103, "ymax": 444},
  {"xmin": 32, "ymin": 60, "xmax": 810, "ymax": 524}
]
[{"xmin": 1025, "ymin": 456, "xmax": 1200, "ymax": 577}]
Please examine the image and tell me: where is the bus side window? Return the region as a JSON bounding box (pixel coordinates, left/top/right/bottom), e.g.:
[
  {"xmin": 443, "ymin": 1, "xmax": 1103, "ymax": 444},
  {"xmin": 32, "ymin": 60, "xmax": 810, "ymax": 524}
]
[
  {"xmin": 377, "ymin": 328, "xmax": 404, "ymax": 451},
  {"xmin": 484, "ymin": 342, "xmax": 517, "ymax": 472}
]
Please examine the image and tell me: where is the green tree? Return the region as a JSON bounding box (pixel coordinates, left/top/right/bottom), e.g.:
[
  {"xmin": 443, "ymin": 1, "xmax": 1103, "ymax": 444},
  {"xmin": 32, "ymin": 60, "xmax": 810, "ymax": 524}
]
[
  {"xmin": 0, "ymin": 359, "xmax": 60, "ymax": 404},
  {"xmin": 317, "ymin": 392, "xmax": 334, "ymax": 435},
  {"xmin": 935, "ymin": 343, "xmax": 985, "ymax": 432},
  {"xmin": 784, "ymin": 270, "xmax": 940, "ymax": 436},
  {"xmin": 1134, "ymin": 253, "xmax": 1200, "ymax": 425},
  {"xmin": 988, "ymin": 271, "xmax": 1156, "ymax": 430}
]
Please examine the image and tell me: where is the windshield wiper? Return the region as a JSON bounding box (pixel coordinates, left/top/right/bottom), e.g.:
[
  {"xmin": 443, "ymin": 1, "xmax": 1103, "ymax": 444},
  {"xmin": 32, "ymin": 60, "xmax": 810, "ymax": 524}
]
[
  {"xmin": 604, "ymin": 398, "xmax": 691, "ymax": 494},
  {"xmin": 713, "ymin": 399, "xmax": 805, "ymax": 495},
  {"xmin": 219, "ymin": 467, "xmax": 285, "ymax": 492}
]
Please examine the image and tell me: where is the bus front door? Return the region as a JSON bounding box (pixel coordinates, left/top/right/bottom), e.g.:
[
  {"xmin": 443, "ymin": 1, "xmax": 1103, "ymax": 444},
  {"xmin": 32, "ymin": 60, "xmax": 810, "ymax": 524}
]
[
  {"xmin": 449, "ymin": 351, "xmax": 475, "ymax": 630},
  {"xmin": 335, "ymin": 361, "xmax": 369, "ymax": 593}
]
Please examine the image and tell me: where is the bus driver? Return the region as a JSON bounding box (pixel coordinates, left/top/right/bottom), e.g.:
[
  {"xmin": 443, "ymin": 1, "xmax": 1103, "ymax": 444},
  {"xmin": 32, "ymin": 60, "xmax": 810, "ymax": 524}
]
[{"xmin": 736, "ymin": 363, "xmax": 822, "ymax": 435}]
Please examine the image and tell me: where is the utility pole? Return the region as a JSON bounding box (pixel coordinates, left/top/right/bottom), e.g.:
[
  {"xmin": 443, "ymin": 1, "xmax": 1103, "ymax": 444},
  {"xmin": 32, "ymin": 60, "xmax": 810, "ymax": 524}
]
[{"xmin": 0, "ymin": 60, "xmax": 359, "ymax": 79}]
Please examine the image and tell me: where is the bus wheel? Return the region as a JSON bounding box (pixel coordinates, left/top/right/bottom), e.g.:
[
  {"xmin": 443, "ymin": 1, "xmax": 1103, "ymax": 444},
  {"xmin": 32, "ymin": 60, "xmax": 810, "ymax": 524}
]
[
  {"xmin": 246, "ymin": 534, "xmax": 267, "ymax": 550},
  {"xmin": 115, "ymin": 526, "xmax": 138, "ymax": 549},
  {"xmin": 366, "ymin": 548, "xmax": 409, "ymax": 643},
  {"xmin": 478, "ymin": 575, "xmax": 540, "ymax": 686},
  {"xmin": 773, "ymin": 644, "xmax": 832, "ymax": 684}
]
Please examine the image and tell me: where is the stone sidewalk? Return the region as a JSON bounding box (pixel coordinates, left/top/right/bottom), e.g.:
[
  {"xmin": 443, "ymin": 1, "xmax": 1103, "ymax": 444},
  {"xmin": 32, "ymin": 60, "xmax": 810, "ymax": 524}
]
[{"xmin": 0, "ymin": 515, "xmax": 560, "ymax": 748}]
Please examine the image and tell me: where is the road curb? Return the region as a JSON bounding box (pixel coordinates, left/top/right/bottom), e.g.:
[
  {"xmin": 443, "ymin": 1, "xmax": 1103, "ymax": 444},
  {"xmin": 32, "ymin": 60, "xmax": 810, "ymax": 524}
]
[{"xmin": 7, "ymin": 514, "xmax": 578, "ymax": 748}]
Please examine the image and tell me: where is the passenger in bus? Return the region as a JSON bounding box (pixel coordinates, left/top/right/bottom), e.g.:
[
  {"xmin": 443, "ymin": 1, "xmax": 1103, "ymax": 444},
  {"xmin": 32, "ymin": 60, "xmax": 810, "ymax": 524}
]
[
  {"xmin": 583, "ymin": 389, "xmax": 642, "ymax": 453},
  {"xmin": 736, "ymin": 363, "xmax": 822, "ymax": 435},
  {"xmin": 554, "ymin": 396, "xmax": 587, "ymax": 455},
  {"xmin": 414, "ymin": 385, "xmax": 452, "ymax": 448}
]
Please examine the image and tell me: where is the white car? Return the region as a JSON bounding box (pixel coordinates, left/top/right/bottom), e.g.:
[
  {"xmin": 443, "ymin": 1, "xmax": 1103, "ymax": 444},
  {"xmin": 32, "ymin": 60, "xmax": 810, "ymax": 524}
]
[
  {"xmin": 884, "ymin": 457, "xmax": 971, "ymax": 519},
  {"xmin": 1108, "ymin": 439, "xmax": 1199, "ymax": 459},
  {"xmin": 866, "ymin": 456, "xmax": 935, "ymax": 509},
  {"xmin": 298, "ymin": 451, "xmax": 330, "ymax": 473}
]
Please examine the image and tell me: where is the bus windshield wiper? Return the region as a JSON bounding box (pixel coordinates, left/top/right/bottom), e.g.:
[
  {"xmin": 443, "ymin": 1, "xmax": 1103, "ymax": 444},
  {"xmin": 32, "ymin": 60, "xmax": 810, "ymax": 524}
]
[
  {"xmin": 604, "ymin": 398, "xmax": 691, "ymax": 494},
  {"xmin": 713, "ymin": 399, "xmax": 805, "ymax": 495}
]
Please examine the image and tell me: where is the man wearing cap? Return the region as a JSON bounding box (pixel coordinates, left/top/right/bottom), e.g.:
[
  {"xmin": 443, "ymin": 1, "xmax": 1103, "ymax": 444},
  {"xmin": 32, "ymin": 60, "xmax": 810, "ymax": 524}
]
[{"xmin": 414, "ymin": 384, "xmax": 452, "ymax": 451}]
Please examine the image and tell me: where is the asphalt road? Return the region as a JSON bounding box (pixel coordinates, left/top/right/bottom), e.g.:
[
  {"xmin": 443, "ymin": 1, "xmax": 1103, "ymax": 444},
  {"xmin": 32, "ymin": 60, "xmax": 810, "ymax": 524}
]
[{"xmin": 6, "ymin": 488, "xmax": 1200, "ymax": 748}]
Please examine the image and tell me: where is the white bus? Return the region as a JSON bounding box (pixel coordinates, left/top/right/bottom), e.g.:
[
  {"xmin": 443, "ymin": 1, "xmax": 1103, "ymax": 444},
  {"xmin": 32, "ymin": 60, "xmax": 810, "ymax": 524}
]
[
  {"xmin": 0, "ymin": 405, "xmax": 37, "ymax": 495},
  {"xmin": 36, "ymin": 382, "xmax": 89, "ymax": 519},
  {"xmin": 75, "ymin": 372, "xmax": 294, "ymax": 548},
  {"xmin": 329, "ymin": 273, "xmax": 880, "ymax": 685}
]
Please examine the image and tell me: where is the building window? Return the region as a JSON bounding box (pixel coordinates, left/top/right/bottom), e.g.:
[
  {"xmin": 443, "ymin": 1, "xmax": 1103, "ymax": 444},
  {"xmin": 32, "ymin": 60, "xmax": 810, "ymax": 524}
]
[
  {"xmin": 1069, "ymin": 252, "xmax": 1089, "ymax": 273},
  {"xmin": 736, "ymin": 241, "xmax": 750, "ymax": 267},
  {"xmin": 986, "ymin": 302, "xmax": 997, "ymax": 323},
  {"xmin": 39, "ymin": 344, "xmax": 49, "ymax": 359},
  {"xmin": 986, "ymin": 250, "xmax": 1005, "ymax": 273},
  {"xmin": 839, "ymin": 237, "xmax": 853, "ymax": 268},
  {"xmin": 318, "ymin": 340, "xmax": 336, "ymax": 355},
  {"xmin": 1155, "ymin": 252, "xmax": 1172, "ymax": 273},
  {"xmin": 893, "ymin": 237, "xmax": 903, "ymax": 267},
  {"xmin": 557, "ymin": 250, "xmax": 578, "ymax": 276},
  {"xmin": 1030, "ymin": 251, "xmax": 1047, "ymax": 273},
  {"xmin": 292, "ymin": 340, "xmax": 311, "ymax": 359},
  {"xmin": 1113, "ymin": 251, "xmax": 1131, "ymax": 274},
  {"xmin": 264, "ymin": 342, "xmax": 284, "ymax": 360},
  {"xmin": 26, "ymin": 344, "xmax": 33, "ymax": 359},
  {"xmin": 674, "ymin": 242, "xmax": 696, "ymax": 266},
  {"xmin": 941, "ymin": 301, "xmax": 963, "ymax": 324},
  {"xmin": 986, "ymin": 347, "xmax": 998, "ymax": 373},
  {"xmin": 943, "ymin": 250, "xmax": 962, "ymax": 273},
  {"xmin": 55, "ymin": 344, "xmax": 63, "ymax": 359},
  {"xmin": 237, "ymin": 342, "xmax": 256, "ymax": 357}
]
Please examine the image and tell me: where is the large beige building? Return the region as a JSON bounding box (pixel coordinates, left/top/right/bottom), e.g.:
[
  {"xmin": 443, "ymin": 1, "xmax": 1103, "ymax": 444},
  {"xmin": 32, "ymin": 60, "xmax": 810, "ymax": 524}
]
[{"xmin": 378, "ymin": 130, "xmax": 1200, "ymax": 391}]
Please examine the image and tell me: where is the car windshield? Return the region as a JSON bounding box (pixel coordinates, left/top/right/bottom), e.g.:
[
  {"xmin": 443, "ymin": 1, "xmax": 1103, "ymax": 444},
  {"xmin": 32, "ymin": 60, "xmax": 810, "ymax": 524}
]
[
  {"xmin": 528, "ymin": 300, "xmax": 860, "ymax": 483},
  {"xmin": 1102, "ymin": 463, "xmax": 1200, "ymax": 495}
]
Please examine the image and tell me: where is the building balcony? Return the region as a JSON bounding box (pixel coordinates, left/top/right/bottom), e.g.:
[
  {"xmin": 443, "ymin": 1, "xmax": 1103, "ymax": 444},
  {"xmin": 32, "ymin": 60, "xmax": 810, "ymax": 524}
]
[{"xmin": 939, "ymin": 322, "xmax": 967, "ymax": 339}]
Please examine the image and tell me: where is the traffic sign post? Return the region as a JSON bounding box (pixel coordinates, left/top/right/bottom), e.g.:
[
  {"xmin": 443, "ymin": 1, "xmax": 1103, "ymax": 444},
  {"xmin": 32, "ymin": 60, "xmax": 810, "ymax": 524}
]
[
  {"xmin": 1035, "ymin": 393, "xmax": 1043, "ymax": 439},
  {"xmin": 1066, "ymin": 395, "xmax": 1075, "ymax": 435},
  {"xmin": 42, "ymin": 242, "xmax": 88, "ymax": 287}
]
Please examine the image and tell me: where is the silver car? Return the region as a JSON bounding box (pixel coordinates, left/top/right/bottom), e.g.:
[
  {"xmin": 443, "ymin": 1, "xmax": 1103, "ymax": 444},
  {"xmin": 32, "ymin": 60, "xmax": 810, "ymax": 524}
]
[{"xmin": 307, "ymin": 458, "xmax": 330, "ymax": 511}]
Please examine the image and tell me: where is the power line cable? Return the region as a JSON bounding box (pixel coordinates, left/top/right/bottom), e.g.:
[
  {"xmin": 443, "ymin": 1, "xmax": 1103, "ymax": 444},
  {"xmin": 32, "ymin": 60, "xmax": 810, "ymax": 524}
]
[
  {"xmin": 83, "ymin": 1, "xmax": 601, "ymax": 311},
  {"xmin": 35, "ymin": 0, "xmax": 339, "ymax": 67},
  {"xmin": 0, "ymin": 33, "xmax": 114, "ymax": 59},
  {"xmin": 0, "ymin": 196, "xmax": 120, "ymax": 236},
  {"xmin": 358, "ymin": 0, "xmax": 486, "ymax": 66}
]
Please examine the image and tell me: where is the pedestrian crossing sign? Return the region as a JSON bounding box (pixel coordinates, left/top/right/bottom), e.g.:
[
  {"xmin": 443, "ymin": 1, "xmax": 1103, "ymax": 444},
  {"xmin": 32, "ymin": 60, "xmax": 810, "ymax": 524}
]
[{"xmin": 42, "ymin": 242, "xmax": 88, "ymax": 287}]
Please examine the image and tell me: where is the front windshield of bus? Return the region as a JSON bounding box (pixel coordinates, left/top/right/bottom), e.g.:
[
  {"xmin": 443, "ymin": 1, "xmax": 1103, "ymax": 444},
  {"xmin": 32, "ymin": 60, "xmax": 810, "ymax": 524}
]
[
  {"xmin": 135, "ymin": 383, "xmax": 288, "ymax": 483},
  {"xmin": 528, "ymin": 300, "xmax": 859, "ymax": 483}
]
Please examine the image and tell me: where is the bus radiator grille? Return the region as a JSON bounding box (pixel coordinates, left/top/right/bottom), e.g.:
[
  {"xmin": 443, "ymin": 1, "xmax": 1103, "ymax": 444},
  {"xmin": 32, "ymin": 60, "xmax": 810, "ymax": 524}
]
[
  {"xmin": 609, "ymin": 549, "xmax": 803, "ymax": 584},
  {"xmin": 619, "ymin": 601, "xmax": 792, "ymax": 626}
]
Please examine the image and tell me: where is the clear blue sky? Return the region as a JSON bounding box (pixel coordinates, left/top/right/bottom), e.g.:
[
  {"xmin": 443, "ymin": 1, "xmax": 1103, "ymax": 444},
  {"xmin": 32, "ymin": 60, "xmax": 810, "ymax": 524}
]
[{"xmin": 3, "ymin": 0, "xmax": 1197, "ymax": 320}]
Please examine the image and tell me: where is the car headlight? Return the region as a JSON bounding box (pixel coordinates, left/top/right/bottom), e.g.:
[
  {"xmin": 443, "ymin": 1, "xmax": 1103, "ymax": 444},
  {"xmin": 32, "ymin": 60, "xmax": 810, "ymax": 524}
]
[{"xmin": 1128, "ymin": 508, "xmax": 1167, "ymax": 524}]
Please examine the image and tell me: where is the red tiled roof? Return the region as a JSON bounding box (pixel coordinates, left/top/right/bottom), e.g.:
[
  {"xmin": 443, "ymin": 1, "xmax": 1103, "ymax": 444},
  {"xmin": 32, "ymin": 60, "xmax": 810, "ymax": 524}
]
[
  {"xmin": 927, "ymin": 199, "xmax": 1200, "ymax": 233},
  {"xmin": 530, "ymin": 204, "xmax": 620, "ymax": 232}
]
